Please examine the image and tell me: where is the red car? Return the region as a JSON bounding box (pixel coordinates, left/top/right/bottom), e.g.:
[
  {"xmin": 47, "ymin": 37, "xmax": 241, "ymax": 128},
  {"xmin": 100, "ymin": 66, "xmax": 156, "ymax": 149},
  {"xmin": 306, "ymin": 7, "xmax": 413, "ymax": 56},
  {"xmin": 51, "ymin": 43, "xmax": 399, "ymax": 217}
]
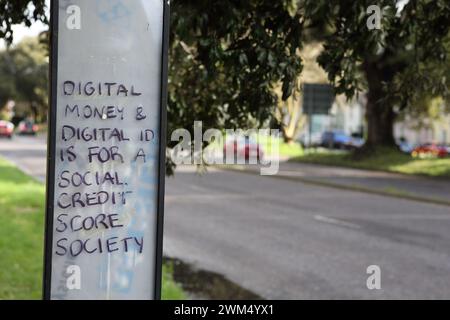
[
  {"xmin": 18, "ymin": 120, "xmax": 39, "ymax": 135},
  {"xmin": 411, "ymin": 143, "xmax": 448, "ymax": 158},
  {"xmin": 223, "ymin": 137, "xmax": 264, "ymax": 164},
  {"xmin": 0, "ymin": 121, "xmax": 14, "ymax": 139}
]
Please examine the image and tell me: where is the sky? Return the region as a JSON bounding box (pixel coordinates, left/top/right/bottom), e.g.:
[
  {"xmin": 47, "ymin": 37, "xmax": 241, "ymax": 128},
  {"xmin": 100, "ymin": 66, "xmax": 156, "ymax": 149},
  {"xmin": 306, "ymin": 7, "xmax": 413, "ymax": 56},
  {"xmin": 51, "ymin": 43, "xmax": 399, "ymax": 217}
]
[{"xmin": 397, "ymin": 0, "xmax": 409, "ymax": 13}]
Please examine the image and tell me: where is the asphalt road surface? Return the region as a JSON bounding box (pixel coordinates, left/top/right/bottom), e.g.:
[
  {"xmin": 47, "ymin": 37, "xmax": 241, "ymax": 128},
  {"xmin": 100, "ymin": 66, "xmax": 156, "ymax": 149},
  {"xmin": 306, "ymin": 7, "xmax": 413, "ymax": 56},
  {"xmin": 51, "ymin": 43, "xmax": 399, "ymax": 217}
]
[
  {"xmin": 2, "ymin": 135, "xmax": 450, "ymax": 299},
  {"xmin": 165, "ymin": 167, "xmax": 450, "ymax": 299}
]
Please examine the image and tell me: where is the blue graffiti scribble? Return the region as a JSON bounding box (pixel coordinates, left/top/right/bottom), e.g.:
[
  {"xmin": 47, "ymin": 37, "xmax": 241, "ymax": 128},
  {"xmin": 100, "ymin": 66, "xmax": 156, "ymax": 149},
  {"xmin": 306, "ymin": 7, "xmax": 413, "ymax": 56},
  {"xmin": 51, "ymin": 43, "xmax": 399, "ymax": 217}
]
[
  {"xmin": 95, "ymin": 0, "xmax": 132, "ymax": 28},
  {"xmin": 97, "ymin": 138, "xmax": 161, "ymax": 295}
]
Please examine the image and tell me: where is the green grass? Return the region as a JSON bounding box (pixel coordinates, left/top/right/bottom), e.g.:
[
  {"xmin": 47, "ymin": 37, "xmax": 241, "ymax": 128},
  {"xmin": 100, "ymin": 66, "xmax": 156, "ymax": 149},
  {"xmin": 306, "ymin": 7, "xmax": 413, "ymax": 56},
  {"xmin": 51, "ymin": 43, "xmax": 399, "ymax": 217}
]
[
  {"xmin": 292, "ymin": 147, "xmax": 450, "ymax": 178},
  {"xmin": 258, "ymin": 135, "xmax": 305, "ymax": 158},
  {"xmin": 161, "ymin": 263, "xmax": 186, "ymax": 300},
  {"xmin": 278, "ymin": 141, "xmax": 304, "ymax": 158},
  {"xmin": 0, "ymin": 158, "xmax": 44, "ymax": 299},
  {"xmin": 0, "ymin": 157, "xmax": 186, "ymax": 300}
]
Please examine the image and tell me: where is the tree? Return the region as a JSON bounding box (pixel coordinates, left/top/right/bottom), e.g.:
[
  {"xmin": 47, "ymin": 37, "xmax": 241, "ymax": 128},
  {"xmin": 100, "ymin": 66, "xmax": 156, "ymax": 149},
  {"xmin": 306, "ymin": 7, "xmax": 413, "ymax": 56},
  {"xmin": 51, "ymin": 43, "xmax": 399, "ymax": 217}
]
[
  {"xmin": 168, "ymin": 0, "xmax": 303, "ymax": 136},
  {"xmin": 303, "ymin": 0, "xmax": 450, "ymax": 149},
  {"xmin": 0, "ymin": 0, "xmax": 47, "ymax": 44},
  {"xmin": 274, "ymin": 42, "xmax": 328, "ymax": 144},
  {"xmin": 167, "ymin": 0, "xmax": 304, "ymax": 171},
  {"xmin": 0, "ymin": 36, "xmax": 49, "ymax": 121}
]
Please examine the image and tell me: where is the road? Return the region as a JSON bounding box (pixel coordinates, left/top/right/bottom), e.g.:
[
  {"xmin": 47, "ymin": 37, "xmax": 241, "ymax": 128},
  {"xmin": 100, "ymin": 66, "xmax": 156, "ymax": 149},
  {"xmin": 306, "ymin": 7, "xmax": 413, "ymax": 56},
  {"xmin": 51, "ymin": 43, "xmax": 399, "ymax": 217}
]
[
  {"xmin": 165, "ymin": 167, "xmax": 450, "ymax": 299},
  {"xmin": 2, "ymin": 135, "xmax": 450, "ymax": 299}
]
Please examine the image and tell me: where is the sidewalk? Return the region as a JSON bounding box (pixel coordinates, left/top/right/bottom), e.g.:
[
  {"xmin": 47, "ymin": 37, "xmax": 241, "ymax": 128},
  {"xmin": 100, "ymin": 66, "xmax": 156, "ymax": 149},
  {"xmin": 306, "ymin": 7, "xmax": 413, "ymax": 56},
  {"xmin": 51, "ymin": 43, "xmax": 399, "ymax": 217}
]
[
  {"xmin": 226, "ymin": 161, "xmax": 450, "ymax": 207},
  {"xmin": 0, "ymin": 134, "xmax": 47, "ymax": 183}
]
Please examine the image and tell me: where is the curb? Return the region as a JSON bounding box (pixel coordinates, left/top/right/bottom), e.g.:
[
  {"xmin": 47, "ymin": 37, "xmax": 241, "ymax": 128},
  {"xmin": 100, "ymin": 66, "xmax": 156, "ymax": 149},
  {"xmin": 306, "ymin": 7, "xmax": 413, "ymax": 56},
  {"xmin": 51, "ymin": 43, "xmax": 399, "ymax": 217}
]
[{"xmin": 290, "ymin": 159, "xmax": 450, "ymax": 182}]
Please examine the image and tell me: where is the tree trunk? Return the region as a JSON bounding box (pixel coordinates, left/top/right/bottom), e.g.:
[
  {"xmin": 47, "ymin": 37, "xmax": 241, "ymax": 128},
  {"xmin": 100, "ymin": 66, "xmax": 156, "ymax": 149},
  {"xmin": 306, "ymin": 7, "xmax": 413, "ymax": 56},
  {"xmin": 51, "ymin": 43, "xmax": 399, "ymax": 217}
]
[
  {"xmin": 364, "ymin": 61, "xmax": 397, "ymax": 148},
  {"xmin": 365, "ymin": 94, "xmax": 396, "ymax": 147},
  {"xmin": 277, "ymin": 94, "xmax": 304, "ymax": 144}
]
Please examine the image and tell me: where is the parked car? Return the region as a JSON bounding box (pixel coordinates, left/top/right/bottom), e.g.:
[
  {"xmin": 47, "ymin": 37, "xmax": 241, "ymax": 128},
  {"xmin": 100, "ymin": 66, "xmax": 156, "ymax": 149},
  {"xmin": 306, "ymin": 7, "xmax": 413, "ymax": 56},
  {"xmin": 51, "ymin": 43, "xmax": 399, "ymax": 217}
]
[
  {"xmin": 298, "ymin": 132, "xmax": 323, "ymax": 148},
  {"xmin": 321, "ymin": 130, "xmax": 353, "ymax": 149},
  {"xmin": 0, "ymin": 120, "xmax": 14, "ymax": 138},
  {"xmin": 18, "ymin": 120, "xmax": 39, "ymax": 135},
  {"xmin": 411, "ymin": 143, "xmax": 448, "ymax": 158},
  {"xmin": 397, "ymin": 139, "xmax": 415, "ymax": 154},
  {"xmin": 223, "ymin": 136, "xmax": 264, "ymax": 163},
  {"xmin": 349, "ymin": 133, "xmax": 365, "ymax": 149}
]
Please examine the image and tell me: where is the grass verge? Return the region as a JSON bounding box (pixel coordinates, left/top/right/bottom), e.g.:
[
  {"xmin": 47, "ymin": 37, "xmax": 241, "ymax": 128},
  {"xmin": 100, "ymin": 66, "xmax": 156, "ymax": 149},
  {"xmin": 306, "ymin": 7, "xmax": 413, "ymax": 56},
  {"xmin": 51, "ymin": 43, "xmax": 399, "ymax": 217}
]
[
  {"xmin": 258, "ymin": 136, "xmax": 304, "ymax": 158},
  {"xmin": 0, "ymin": 157, "xmax": 186, "ymax": 300},
  {"xmin": 291, "ymin": 147, "xmax": 450, "ymax": 178}
]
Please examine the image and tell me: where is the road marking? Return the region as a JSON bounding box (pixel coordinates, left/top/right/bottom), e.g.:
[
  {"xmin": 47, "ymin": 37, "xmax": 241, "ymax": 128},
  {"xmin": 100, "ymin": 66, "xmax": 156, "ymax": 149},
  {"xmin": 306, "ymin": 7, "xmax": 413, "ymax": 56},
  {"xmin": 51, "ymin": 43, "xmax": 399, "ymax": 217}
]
[{"xmin": 314, "ymin": 215, "xmax": 361, "ymax": 229}]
